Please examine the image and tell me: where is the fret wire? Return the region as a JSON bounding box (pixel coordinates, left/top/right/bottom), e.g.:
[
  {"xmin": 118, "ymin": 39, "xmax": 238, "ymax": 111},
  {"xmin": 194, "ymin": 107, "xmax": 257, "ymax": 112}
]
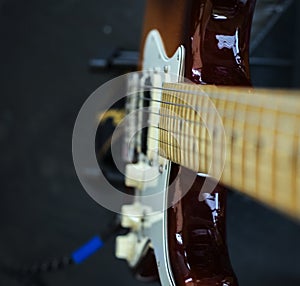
[
  {"xmin": 140, "ymin": 95, "xmax": 225, "ymax": 113},
  {"xmin": 146, "ymin": 114, "xmax": 299, "ymax": 163},
  {"xmin": 148, "ymin": 136, "xmax": 209, "ymax": 158},
  {"xmin": 270, "ymin": 107, "xmax": 279, "ymax": 204},
  {"xmin": 133, "ymin": 83, "xmax": 300, "ymax": 218},
  {"xmin": 295, "ymin": 134, "xmax": 300, "ymax": 211},
  {"xmin": 223, "ymin": 97, "xmax": 230, "ymax": 185},
  {"xmin": 147, "ymin": 125, "xmax": 296, "ymax": 159},
  {"xmin": 240, "ymin": 99, "xmax": 247, "ymax": 194},
  {"xmin": 148, "ymin": 136, "xmax": 298, "ymax": 174},
  {"xmin": 292, "ymin": 129, "xmax": 299, "ymax": 211},
  {"xmin": 229, "ymin": 98, "xmax": 238, "ymax": 187},
  {"xmin": 190, "ymin": 86, "xmax": 197, "ymax": 169},
  {"xmin": 143, "ymin": 109, "xmax": 300, "ymax": 137},
  {"xmin": 141, "ymin": 98, "xmax": 299, "ymax": 145},
  {"xmin": 216, "ymin": 97, "xmax": 226, "ymax": 179},
  {"xmin": 132, "ymin": 94, "xmax": 300, "ymax": 136},
  {"xmin": 153, "ymin": 123, "xmax": 209, "ymax": 146},
  {"xmin": 172, "ymin": 87, "xmax": 178, "ymax": 162},
  {"xmin": 141, "ymin": 84, "xmax": 300, "ymax": 114},
  {"xmin": 150, "ymin": 137, "xmax": 299, "ymax": 181}
]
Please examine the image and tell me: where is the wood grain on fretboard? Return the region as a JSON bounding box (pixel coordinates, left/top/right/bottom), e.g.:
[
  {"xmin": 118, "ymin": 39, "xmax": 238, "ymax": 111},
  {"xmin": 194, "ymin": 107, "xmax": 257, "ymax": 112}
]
[{"xmin": 157, "ymin": 83, "xmax": 300, "ymax": 219}]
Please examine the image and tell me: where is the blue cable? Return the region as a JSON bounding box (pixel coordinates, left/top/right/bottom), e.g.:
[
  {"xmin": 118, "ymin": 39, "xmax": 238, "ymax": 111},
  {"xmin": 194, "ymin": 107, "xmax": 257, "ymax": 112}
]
[
  {"xmin": 0, "ymin": 216, "xmax": 121, "ymax": 284},
  {"xmin": 72, "ymin": 236, "xmax": 104, "ymax": 264}
]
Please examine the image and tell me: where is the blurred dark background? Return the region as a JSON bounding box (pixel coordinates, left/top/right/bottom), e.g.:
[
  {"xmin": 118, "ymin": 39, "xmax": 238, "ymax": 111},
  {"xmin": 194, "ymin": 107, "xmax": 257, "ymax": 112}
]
[{"xmin": 0, "ymin": 0, "xmax": 300, "ymax": 285}]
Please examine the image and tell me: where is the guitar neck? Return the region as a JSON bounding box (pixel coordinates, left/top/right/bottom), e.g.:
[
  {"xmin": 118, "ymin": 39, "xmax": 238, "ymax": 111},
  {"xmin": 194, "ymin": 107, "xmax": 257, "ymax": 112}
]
[{"xmin": 157, "ymin": 82, "xmax": 300, "ymax": 219}]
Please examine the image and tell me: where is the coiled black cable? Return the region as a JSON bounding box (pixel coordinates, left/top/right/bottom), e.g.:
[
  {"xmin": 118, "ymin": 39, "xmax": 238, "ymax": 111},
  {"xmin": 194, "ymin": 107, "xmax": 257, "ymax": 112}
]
[{"xmin": 0, "ymin": 215, "xmax": 124, "ymax": 285}]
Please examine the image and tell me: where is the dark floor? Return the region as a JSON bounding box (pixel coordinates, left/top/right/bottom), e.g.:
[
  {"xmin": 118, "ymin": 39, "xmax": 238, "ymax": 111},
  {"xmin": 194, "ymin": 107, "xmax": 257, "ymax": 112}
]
[{"xmin": 0, "ymin": 1, "xmax": 300, "ymax": 286}]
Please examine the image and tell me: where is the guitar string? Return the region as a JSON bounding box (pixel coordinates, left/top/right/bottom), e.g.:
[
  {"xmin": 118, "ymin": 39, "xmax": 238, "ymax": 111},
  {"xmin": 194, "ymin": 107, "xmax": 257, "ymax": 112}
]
[
  {"xmin": 149, "ymin": 125, "xmax": 215, "ymax": 160},
  {"xmin": 135, "ymin": 96, "xmax": 300, "ymax": 135},
  {"xmin": 124, "ymin": 86, "xmax": 299, "ymax": 212},
  {"xmin": 152, "ymin": 125, "xmax": 212, "ymax": 142},
  {"xmin": 147, "ymin": 135, "xmax": 207, "ymax": 157},
  {"xmin": 145, "ymin": 125, "xmax": 295, "ymax": 158},
  {"xmin": 147, "ymin": 135, "xmax": 228, "ymax": 169},
  {"xmin": 147, "ymin": 135, "xmax": 296, "ymax": 178},
  {"xmin": 129, "ymin": 87, "xmax": 300, "ymax": 137},
  {"xmin": 123, "ymin": 80, "xmax": 300, "ymax": 214},
  {"xmin": 125, "ymin": 85, "xmax": 300, "ymax": 160},
  {"xmin": 148, "ymin": 137, "xmax": 299, "ymax": 216},
  {"xmin": 129, "ymin": 109, "xmax": 299, "ymax": 161},
  {"xmin": 125, "ymin": 108, "xmax": 299, "ymax": 169},
  {"xmin": 138, "ymin": 108, "xmax": 300, "ymax": 138},
  {"xmin": 126, "ymin": 84, "xmax": 300, "ymax": 214},
  {"xmin": 140, "ymin": 84, "xmax": 300, "ymax": 115},
  {"xmin": 147, "ymin": 135, "xmax": 298, "ymax": 178}
]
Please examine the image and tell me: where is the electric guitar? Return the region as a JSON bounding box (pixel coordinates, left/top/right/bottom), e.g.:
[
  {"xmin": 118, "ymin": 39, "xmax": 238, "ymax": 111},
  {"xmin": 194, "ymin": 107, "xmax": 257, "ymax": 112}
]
[{"xmin": 112, "ymin": 1, "xmax": 300, "ymax": 285}]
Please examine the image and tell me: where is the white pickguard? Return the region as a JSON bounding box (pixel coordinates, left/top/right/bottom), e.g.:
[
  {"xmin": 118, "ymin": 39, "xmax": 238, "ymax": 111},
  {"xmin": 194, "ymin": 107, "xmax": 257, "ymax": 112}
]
[{"xmin": 116, "ymin": 30, "xmax": 185, "ymax": 286}]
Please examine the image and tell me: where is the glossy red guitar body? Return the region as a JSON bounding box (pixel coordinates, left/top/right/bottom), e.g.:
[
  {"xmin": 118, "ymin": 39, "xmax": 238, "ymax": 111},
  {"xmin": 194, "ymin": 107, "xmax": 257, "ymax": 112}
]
[
  {"xmin": 135, "ymin": 1, "xmax": 256, "ymax": 284},
  {"xmin": 168, "ymin": 166, "xmax": 237, "ymax": 286}
]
